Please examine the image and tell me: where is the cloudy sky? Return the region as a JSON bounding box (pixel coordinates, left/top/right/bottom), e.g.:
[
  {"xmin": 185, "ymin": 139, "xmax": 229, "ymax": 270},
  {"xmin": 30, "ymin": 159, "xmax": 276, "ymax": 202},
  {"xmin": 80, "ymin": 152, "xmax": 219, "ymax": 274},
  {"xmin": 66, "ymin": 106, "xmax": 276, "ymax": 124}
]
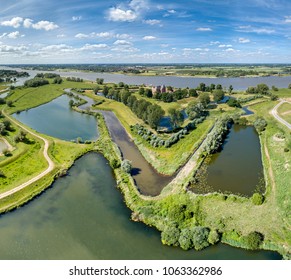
[{"xmin": 0, "ymin": 0, "xmax": 291, "ymax": 63}]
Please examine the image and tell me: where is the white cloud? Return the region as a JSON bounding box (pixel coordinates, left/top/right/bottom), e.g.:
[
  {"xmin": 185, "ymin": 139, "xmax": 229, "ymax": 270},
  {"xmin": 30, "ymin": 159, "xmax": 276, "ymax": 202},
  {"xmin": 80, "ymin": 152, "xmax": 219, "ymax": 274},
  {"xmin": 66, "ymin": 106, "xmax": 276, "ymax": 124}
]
[
  {"xmin": 225, "ymin": 48, "xmax": 235, "ymax": 52},
  {"xmin": 1, "ymin": 17, "xmax": 23, "ymax": 28},
  {"xmin": 72, "ymin": 16, "xmax": 82, "ymax": 21},
  {"xmin": 285, "ymin": 16, "xmax": 291, "ymax": 23},
  {"xmin": 0, "ymin": 44, "xmax": 27, "ymax": 53},
  {"xmin": 32, "ymin": 21, "xmax": 59, "ymax": 31},
  {"xmin": 210, "ymin": 41, "xmax": 220, "ymax": 45},
  {"xmin": 218, "ymin": 44, "xmax": 233, "ymax": 48},
  {"xmin": 57, "ymin": 34, "xmax": 66, "ymax": 38},
  {"xmin": 143, "ymin": 36, "xmax": 156, "ymax": 40},
  {"xmin": 168, "ymin": 9, "xmax": 176, "ymax": 14},
  {"xmin": 239, "ymin": 38, "xmax": 250, "ymax": 43},
  {"xmin": 1, "ymin": 17, "xmax": 58, "ymax": 31},
  {"xmin": 0, "ymin": 31, "xmax": 23, "ymax": 39},
  {"xmin": 129, "ymin": 0, "xmax": 149, "ymax": 12},
  {"xmin": 144, "ymin": 19, "xmax": 161, "ymax": 25},
  {"xmin": 80, "ymin": 44, "xmax": 108, "ymax": 51},
  {"xmin": 23, "ymin": 18, "xmax": 33, "ymax": 28},
  {"xmin": 107, "ymin": 0, "xmax": 149, "ymax": 22},
  {"xmin": 75, "ymin": 33, "xmax": 89, "ymax": 39},
  {"xmin": 41, "ymin": 44, "xmax": 72, "ymax": 52},
  {"xmin": 237, "ymin": 26, "xmax": 275, "ymax": 34},
  {"xmin": 107, "ymin": 7, "xmax": 138, "ymax": 22},
  {"xmin": 196, "ymin": 27, "xmax": 212, "ymax": 31},
  {"xmin": 113, "ymin": 40, "xmax": 132, "ymax": 45}
]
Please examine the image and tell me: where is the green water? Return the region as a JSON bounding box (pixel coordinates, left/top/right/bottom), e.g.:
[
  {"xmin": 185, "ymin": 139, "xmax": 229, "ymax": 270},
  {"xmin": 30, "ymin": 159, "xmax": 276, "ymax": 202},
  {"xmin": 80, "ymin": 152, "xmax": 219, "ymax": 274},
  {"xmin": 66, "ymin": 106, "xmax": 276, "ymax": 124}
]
[
  {"xmin": 192, "ymin": 125, "xmax": 264, "ymax": 196},
  {"xmin": 0, "ymin": 153, "xmax": 280, "ymax": 259}
]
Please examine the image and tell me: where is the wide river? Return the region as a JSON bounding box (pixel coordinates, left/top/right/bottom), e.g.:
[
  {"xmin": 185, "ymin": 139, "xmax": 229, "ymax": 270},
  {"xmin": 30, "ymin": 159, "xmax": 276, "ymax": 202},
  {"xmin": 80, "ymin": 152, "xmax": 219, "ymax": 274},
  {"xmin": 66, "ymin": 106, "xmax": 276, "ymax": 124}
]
[{"xmin": 1, "ymin": 66, "xmax": 291, "ymax": 90}]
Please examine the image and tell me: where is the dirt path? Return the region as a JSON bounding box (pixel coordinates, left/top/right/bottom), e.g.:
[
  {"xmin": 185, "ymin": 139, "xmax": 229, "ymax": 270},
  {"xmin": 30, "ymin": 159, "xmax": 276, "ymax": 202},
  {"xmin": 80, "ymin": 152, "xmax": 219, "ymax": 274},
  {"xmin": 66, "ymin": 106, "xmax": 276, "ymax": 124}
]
[
  {"xmin": 0, "ymin": 111, "xmax": 55, "ymax": 200},
  {"xmin": 281, "ymin": 110, "xmax": 291, "ymax": 116}
]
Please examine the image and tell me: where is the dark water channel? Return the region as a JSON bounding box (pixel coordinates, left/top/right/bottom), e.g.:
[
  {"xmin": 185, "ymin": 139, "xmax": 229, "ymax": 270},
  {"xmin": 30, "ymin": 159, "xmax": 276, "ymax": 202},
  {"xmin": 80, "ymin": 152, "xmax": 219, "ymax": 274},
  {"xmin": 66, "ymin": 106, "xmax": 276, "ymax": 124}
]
[
  {"xmin": 0, "ymin": 153, "xmax": 280, "ymax": 259},
  {"xmin": 76, "ymin": 92, "xmax": 173, "ymax": 196},
  {"xmin": 191, "ymin": 125, "xmax": 264, "ymax": 196}
]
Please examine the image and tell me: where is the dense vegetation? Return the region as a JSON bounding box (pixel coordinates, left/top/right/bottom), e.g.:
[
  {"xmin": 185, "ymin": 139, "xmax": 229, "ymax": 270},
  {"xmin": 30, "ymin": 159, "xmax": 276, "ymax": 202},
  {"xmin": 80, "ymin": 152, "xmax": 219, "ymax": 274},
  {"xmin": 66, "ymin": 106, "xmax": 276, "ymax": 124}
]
[{"xmin": 24, "ymin": 77, "xmax": 49, "ymax": 87}]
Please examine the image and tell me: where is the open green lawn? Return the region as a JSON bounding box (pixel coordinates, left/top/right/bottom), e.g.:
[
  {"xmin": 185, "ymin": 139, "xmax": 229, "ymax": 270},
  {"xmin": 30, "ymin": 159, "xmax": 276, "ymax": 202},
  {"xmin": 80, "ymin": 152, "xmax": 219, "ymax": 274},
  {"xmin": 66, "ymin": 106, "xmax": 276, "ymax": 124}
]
[
  {"xmin": 270, "ymin": 88, "xmax": 291, "ymax": 98},
  {"xmin": 277, "ymin": 102, "xmax": 291, "ymax": 124}
]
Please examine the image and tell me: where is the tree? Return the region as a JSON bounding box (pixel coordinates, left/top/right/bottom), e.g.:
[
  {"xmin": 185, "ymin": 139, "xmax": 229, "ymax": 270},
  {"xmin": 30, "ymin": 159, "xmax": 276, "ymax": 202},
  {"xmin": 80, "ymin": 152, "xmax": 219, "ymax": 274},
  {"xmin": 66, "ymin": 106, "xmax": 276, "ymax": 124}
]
[
  {"xmin": 120, "ymin": 89, "xmax": 130, "ymax": 105},
  {"xmin": 3, "ymin": 120, "xmax": 12, "ymax": 131},
  {"xmin": 69, "ymin": 100, "xmax": 74, "ymax": 107},
  {"xmin": 254, "ymin": 117, "xmax": 267, "ymax": 132},
  {"xmin": 227, "ymin": 98, "xmax": 241, "ymax": 108},
  {"xmin": 6, "ymin": 100, "xmax": 13, "ymax": 107},
  {"xmin": 288, "ymin": 84, "xmax": 291, "ymax": 89},
  {"xmin": 251, "ymin": 193, "xmax": 264, "ymax": 205},
  {"xmin": 161, "ymin": 226, "xmax": 180, "ymax": 246},
  {"xmin": 96, "ymin": 78, "xmax": 104, "ymax": 85},
  {"xmin": 216, "ymin": 84, "xmax": 222, "ymax": 90},
  {"xmin": 198, "ymin": 83, "xmax": 206, "ymax": 92},
  {"xmin": 213, "ymin": 89, "xmax": 225, "ymax": 103},
  {"xmin": 146, "ymin": 104, "xmax": 164, "ymax": 129},
  {"xmin": 186, "ymin": 101, "xmax": 206, "ymax": 120},
  {"xmin": 243, "ymin": 231, "xmax": 264, "ymax": 250},
  {"xmin": 168, "ymin": 108, "xmax": 184, "ymax": 129},
  {"xmin": 93, "ymin": 86, "xmax": 99, "ymax": 94},
  {"xmin": 192, "ymin": 226, "xmax": 210, "ymax": 250},
  {"xmin": 208, "ymin": 229, "xmax": 220, "ymax": 245},
  {"xmin": 256, "ymin": 83, "xmax": 269, "ymax": 95},
  {"xmin": 138, "ymin": 87, "xmax": 145, "ymax": 95},
  {"xmin": 103, "ymin": 85, "xmax": 109, "ymax": 97},
  {"xmin": 228, "ymin": 85, "xmax": 233, "ymax": 94},
  {"xmin": 198, "ymin": 92, "xmax": 210, "ymax": 107},
  {"xmin": 189, "ymin": 88, "xmax": 198, "ymax": 97},
  {"xmin": 178, "ymin": 228, "xmax": 193, "ymax": 250},
  {"xmin": 121, "ymin": 159, "xmax": 132, "ymax": 174}
]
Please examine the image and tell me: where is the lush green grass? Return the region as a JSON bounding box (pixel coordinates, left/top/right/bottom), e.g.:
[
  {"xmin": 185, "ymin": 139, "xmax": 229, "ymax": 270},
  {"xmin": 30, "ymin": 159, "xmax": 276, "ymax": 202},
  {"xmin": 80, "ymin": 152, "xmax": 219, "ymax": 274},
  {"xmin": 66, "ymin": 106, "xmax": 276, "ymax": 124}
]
[
  {"xmin": 270, "ymin": 88, "xmax": 291, "ymax": 98},
  {"xmin": 5, "ymin": 80, "xmax": 95, "ymax": 114},
  {"xmin": 277, "ymin": 102, "xmax": 291, "ymax": 124}
]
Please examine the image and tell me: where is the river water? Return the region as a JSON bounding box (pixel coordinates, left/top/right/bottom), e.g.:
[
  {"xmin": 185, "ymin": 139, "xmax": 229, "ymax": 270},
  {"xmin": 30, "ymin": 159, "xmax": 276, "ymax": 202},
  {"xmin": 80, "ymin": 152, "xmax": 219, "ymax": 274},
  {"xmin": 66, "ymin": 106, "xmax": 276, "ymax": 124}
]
[
  {"xmin": 0, "ymin": 153, "xmax": 280, "ymax": 259},
  {"xmin": 1, "ymin": 66, "xmax": 291, "ymax": 90}
]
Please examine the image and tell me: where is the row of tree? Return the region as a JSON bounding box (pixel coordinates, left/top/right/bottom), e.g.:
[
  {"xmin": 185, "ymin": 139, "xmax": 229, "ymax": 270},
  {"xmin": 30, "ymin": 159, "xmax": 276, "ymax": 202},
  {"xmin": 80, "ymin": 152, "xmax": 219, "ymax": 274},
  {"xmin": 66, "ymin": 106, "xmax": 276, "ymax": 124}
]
[{"xmin": 24, "ymin": 78, "xmax": 49, "ymax": 87}]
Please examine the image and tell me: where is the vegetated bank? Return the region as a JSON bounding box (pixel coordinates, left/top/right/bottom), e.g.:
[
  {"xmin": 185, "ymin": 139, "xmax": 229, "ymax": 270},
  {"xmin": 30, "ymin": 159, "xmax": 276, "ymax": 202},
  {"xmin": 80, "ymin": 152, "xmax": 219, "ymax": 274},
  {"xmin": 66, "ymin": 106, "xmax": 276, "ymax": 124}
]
[{"xmin": 0, "ymin": 76, "xmax": 289, "ymax": 259}]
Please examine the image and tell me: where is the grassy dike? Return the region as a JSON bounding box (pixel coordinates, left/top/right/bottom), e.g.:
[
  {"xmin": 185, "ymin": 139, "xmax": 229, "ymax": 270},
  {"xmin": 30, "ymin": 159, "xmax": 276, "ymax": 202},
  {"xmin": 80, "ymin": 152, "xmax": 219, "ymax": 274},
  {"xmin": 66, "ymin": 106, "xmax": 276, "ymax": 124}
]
[
  {"xmin": 82, "ymin": 91, "xmax": 215, "ymax": 175},
  {"xmin": 94, "ymin": 98, "xmax": 290, "ymax": 259}
]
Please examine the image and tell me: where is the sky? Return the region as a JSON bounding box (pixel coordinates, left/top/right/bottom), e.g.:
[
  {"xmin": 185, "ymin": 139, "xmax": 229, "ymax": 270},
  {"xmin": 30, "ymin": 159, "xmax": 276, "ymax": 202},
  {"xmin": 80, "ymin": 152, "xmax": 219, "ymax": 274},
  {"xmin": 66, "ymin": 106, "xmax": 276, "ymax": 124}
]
[{"xmin": 0, "ymin": 0, "xmax": 291, "ymax": 64}]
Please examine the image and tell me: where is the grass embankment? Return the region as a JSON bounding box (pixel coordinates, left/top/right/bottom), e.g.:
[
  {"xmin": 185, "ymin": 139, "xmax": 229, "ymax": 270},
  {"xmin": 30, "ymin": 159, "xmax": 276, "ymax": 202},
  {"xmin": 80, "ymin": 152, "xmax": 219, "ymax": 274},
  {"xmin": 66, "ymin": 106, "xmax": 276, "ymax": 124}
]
[
  {"xmin": 5, "ymin": 80, "xmax": 95, "ymax": 114},
  {"xmin": 94, "ymin": 95, "xmax": 290, "ymax": 258},
  {"xmin": 0, "ymin": 81, "xmax": 98, "ymax": 213},
  {"xmin": 83, "ymin": 91, "xmax": 214, "ymax": 175}
]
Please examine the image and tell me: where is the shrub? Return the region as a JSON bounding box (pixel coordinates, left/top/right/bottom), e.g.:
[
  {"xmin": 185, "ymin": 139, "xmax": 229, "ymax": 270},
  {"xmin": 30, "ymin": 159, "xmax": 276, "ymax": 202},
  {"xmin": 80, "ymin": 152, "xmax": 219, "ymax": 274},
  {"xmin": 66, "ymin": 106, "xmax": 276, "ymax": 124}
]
[
  {"xmin": 111, "ymin": 159, "xmax": 120, "ymax": 169},
  {"xmin": 243, "ymin": 231, "xmax": 264, "ymax": 250},
  {"xmin": 251, "ymin": 193, "xmax": 264, "ymax": 205},
  {"xmin": 254, "ymin": 117, "xmax": 267, "ymax": 132},
  {"xmin": 161, "ymin": 226, "xmax": 180, "ymax": 246},
  {"xmin": 178, "ymin": 228, "xmax": 193, "ymax": 250},
  {"xmin": 208, "ymin": 229, "xmax": 220, "ymax": 245},
  {"xmin": 121, "ymin": 159, "xmax": 132, "ymax": 173},
  {"xmin": 0, "ymin": 169, "xmax": 5, "ymax": 178},
  {"xmin": 192, "ymin": 226, "xmax": 210, "ymax": 250}
]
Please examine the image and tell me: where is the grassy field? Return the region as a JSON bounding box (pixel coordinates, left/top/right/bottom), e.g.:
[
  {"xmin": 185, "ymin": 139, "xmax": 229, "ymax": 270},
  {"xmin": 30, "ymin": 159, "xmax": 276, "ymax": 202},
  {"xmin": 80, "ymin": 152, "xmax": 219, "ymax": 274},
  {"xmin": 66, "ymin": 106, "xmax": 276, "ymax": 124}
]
[
  {"xmin": 270, "ymin": 88, "xmax": 291, "ymax": 98},
  {"xmin": 277, "ymin": 102, "xmax": 291, "ymax": 124}
]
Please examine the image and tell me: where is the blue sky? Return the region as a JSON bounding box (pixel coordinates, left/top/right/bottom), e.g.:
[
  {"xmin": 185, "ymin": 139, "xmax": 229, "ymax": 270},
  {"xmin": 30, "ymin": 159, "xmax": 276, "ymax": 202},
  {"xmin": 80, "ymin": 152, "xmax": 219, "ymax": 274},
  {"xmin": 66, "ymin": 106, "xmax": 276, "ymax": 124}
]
[{"xmin": 0, "ymin": 0, "xmax": 291, "ymax": 63}]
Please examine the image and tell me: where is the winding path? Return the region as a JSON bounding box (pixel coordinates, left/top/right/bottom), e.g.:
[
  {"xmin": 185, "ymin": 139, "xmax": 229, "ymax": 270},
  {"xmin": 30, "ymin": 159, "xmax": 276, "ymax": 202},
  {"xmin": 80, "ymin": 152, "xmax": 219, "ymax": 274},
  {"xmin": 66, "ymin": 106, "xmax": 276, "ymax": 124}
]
[
  {"xmin": 0, "ymin": 111, "xmax": 55, "ymax": 199},
  {"xmin": 271, "ymin": 100, "xmax": 291, "ymax": 130}
]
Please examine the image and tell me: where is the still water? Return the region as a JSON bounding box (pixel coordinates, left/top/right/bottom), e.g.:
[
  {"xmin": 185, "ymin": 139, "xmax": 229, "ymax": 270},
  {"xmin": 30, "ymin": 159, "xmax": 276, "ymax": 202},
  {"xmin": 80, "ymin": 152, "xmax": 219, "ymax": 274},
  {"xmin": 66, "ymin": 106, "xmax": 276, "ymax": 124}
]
[
  {"xmin": 0, "ymin": 153, "xmax": 280, "ymax": 259},
  {"xmin": 191, "ymin": 125, "xmax": 264, "ymax": 196},
  {"xmin": 13, "ymin": 95, "xmax": 99, "ymax": 141}
]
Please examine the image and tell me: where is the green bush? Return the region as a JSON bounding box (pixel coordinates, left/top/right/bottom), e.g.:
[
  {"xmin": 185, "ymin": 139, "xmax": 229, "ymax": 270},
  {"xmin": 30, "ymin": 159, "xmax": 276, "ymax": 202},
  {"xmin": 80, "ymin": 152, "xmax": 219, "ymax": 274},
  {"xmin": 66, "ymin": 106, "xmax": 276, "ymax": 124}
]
[
  {"xmin": 251, "ymin": 193, "xmax": 264, "ymax": 205},
  {"xmin": 178, "ymin": 228, "xmax": 193, "ymax": 250},
  {"xmin": 111, "ymin": 158, "xmax": 121, "ymax": 169},
  {"xmin": 161, "ymin": 226, "xmax": 180, "ymax": 246},
  {"xmin": 192, "ymin": 226, "xmax": 210, "ymax": 250},
  {"xmin": 243, "ymin": 231, "xmax": 264, "ymax": 250},
  {"xmin": 208, "ymin": 229, "xmax": 220, "ymax": 245},
  {"xmin": 121, "ymin": 159, "xmax": 132, "ymax": 173}
]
